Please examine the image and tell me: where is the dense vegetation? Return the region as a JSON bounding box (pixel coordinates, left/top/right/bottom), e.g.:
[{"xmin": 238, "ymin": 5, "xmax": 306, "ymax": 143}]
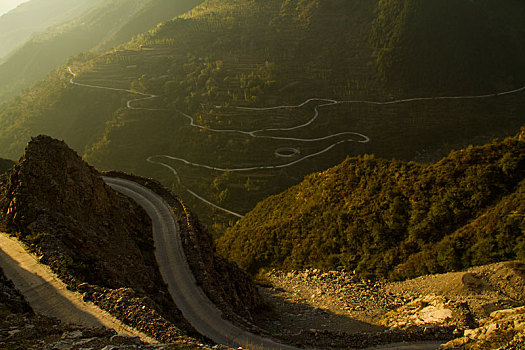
[
  {"xmin": 0, "ymin": 0, "xmax": 523, "ymax": 232},
  {"xmin": 218, "ymin": 129, "xmax": 525, "ymax": 280}
]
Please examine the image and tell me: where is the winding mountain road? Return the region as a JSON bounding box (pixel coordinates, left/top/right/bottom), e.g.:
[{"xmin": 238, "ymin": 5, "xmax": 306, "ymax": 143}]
[
  {"xmin": 103, "ymin": 177, "xmax": 297, "ymax": 349},
  {"xmin": 68, "ymin": 65, "xmax": 525, "ymax": 219}
]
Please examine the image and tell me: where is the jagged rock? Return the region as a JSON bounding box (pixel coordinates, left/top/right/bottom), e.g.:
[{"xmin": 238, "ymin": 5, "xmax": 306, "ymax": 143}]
[
  {"xmin": 443, "ymin": 306, "xmax": 525, "ymax": 349},
  {"xmin": 0, "ymin": 135, "xmax": 160, "ymax": 294},
  {"xmin": 0, "ymin": 136, "xmax": 197, "ymax": 343},
  {"xmin": 380, "ymin": 295, "xmax": 473, "ymax": 329}
]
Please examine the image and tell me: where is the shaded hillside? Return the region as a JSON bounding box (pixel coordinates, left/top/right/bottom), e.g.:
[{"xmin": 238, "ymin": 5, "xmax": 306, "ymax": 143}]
[
  {"xmin": 0, "ymin": 157, "xmax": 14, "ymax": 173},
  {"xmin": 370, "ymin": 0, "xmax": 525, "ymax": 94},
  {"xmin": 0, "ymin": 0, "xmax": 201, "ymax": 103},
  {"xmin": 218, "ymin": 129, "xmax": 525, "ymax": 280}
]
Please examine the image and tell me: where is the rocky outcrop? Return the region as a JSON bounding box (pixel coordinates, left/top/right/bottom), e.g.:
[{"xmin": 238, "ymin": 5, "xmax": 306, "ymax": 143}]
[
  {"xmin": 0, "ymin": 136, "xmax": 159, "ymax": 292},
  {"xmin": 380, "ymin": 295, "xmax": 474, "ymax": 330},
  {"xmin": 0, "ymin": 135, "xmax": 262, "ymax": 345},
  {"xmin": 443, "ymin": 306, "xmax": 525, "ymax": 349}
]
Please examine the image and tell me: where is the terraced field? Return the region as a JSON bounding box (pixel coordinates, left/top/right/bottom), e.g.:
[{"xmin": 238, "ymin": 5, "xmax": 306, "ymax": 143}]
[{"xmin": 71, "ymin": 48, "xmax": 525, "ymax": 232}]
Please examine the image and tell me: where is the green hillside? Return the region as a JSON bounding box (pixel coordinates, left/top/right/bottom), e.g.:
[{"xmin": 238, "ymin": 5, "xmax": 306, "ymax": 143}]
[
  {"xmin": 217, "ymin": 130, "xmax": 525, "ymax": 280},
  {"xmin": 0, "ymin": 0, "xmax": 523, "ymax": 232},
  {"xmin": 98, "ymin": 0, "xmax": 203, "ymax": 51},
  {"xmin": 0, "ymin": 0, "xmax": 202, "ymax": 103}
]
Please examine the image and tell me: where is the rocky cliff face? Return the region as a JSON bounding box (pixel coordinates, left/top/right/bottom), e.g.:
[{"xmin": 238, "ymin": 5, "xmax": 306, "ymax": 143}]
[{"xmin": 0, "ymin": 135, "xmax": 160, "ymax": 293}]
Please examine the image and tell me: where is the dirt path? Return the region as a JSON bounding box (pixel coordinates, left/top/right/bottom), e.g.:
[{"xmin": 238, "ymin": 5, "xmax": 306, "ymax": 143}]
[{"xmin": 0, "ymin": 233, "xmax": 156, "ymax": 343}]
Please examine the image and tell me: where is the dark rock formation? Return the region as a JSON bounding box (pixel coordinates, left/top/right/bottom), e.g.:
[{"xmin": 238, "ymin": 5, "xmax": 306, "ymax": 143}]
[
  {"xmin": 0, "ymin": 158, "xmax": 14, "ymax": 174},
  {"xmin": 0, "ymin": 135, "xmax": 159, "ymax": 293}
]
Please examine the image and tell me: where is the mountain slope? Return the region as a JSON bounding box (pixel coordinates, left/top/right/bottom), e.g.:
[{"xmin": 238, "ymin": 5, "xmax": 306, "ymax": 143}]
[
  {"xmin": 0, "ymin": 0, "xmax": 202, "ymax": 103},
  {"xmin": 0, "ymin": 0, "xmax": 96, "ymax": 60},
  {"xmin": 0, "ymin": 0, "xmax": 523, "ymax": 233},
  {"xmin": 217, "ymin": 130, "xmax": 525, "ymax": 280},
  {"xmin": 98, "ymin": 0, "xmax": 203, "ymax": 51},
  {"xmin": 370, "ymin": 0, "xmax": 525, "ymax": 93}
]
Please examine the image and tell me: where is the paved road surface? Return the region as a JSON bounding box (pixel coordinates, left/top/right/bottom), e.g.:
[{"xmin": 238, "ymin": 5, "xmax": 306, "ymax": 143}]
[
  {"xmin": 104, "ymin": 177, "xmax": 297, "ymax": 349},
  {"xmin": 0, "ymin": 233, "xmax": 155, "ymax": 342}
]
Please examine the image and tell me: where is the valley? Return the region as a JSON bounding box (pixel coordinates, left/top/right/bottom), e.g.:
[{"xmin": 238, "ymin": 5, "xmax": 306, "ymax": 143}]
[
  {"xmin": 4, "ymin": 135, "xmax": 522, "ymax": 350},
  {"xmin": 0, "ymin": 0, "xmax": 524, "ymax": 349},
  {"xmin": 1, "ymin": 0, "xmax": 523, "ymax": 233}
]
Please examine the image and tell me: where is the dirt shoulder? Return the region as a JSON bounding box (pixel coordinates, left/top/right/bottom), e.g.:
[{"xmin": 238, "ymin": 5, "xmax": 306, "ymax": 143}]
[{"xmin": 0, "ymin": 232, "xmax": 155, "ymax": 341}]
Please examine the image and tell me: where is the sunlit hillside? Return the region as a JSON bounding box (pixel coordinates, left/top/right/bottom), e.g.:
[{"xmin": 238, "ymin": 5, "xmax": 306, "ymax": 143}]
[
  {"xmin": 0, "ymin": 0, "xmax": 29, "ymax": 17},
  {"xmin": 218, "ymin": 130, "xmax": 525, "ymax": 280},
  {"xmin": 0, "ymin": 0, "xmax": 96, "ymax": 60},
  {"xmin": 0, "ymin": 0, "xmax": 201, "ymax": 103}
]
